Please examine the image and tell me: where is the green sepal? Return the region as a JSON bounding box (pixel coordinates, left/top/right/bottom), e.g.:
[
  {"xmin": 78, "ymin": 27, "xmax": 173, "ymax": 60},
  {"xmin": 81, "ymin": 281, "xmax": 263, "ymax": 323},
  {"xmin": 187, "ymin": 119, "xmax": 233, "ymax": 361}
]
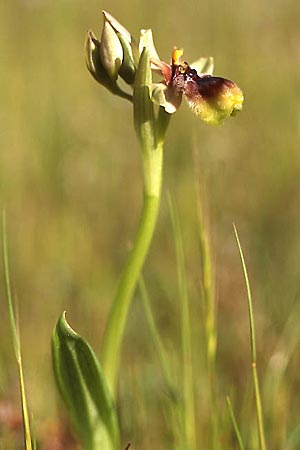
[
  {"xmin": 190, "ymin": 56, "xmax": 214, "ymax": 75},
  {"xmin": 52, "ymin": 312, "xmax": 120, "ymax": 450},
  {"xmin": 118, "ymin": 34, "xmax": 136, "ymax": 85},
  {"xmin": 133, "ymin": 47, "xmax": 156, "ymax": 149}
]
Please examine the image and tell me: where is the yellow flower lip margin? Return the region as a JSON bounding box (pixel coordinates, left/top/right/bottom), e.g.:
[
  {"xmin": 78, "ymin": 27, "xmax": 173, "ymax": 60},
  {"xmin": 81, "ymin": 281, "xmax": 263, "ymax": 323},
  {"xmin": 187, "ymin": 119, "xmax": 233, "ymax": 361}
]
[{"xmin": 184, "ymin": 75, "xmax": 244, "ymax": 125}]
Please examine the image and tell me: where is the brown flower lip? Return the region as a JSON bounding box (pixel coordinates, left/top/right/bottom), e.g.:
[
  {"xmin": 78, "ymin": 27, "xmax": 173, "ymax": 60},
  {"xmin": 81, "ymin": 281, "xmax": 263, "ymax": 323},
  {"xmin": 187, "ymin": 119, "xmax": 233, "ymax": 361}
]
[
  {"xmin": 154, "ymin": 53, "xmax": 236, "ymax": 101},
  {"xmin": 178, "ymin": 66, "xmax": 236, "ymax": 99},
  {"xmin": 151, "ymin": 48, "xmax": 244, "ymax": 124}
]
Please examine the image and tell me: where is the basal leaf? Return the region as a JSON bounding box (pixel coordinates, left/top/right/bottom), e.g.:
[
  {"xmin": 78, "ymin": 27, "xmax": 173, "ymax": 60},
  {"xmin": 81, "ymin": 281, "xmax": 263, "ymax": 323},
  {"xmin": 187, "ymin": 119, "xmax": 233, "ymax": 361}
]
[{"xmin": 52, "ymin": 312, "xmax": 120, "ymax": 450}]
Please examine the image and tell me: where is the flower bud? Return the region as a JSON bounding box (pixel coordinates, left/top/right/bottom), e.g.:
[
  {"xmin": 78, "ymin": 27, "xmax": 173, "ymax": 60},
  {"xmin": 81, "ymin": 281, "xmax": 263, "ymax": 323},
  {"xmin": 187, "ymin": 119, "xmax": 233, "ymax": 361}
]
[
  {"xmin": 85, "ymin": 31, "xmax": 117, "ymax": 89},
  {"xmin": 102, "ymin": 11, "xmax": 138, "ymax": 85},
  {"xmin": 99, "ymin": 13, "xmax": 123, "ymax": 81},
  {"xmin": 85, "ymin": 30, "xmax": 132, "ymax": 101}
]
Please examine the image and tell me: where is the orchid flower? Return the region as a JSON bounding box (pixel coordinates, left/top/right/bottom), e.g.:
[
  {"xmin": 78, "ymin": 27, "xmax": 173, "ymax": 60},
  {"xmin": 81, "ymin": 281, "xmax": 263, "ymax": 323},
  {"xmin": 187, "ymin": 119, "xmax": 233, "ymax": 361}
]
[{"xmin": 85, "ymin": 11, "xmax": 244, "ymax": 125}]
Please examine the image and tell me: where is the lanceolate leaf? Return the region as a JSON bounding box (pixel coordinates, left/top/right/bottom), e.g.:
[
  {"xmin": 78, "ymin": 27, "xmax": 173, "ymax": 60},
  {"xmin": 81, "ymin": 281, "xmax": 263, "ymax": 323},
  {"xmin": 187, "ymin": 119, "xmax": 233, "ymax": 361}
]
[{"xmin": 52, "ymin": 313, "xmax": 120, "ymax": 450}]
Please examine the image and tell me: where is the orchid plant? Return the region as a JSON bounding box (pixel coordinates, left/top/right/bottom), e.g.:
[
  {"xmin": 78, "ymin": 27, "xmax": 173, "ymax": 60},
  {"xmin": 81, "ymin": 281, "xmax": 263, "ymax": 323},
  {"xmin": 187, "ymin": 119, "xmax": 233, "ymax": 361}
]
[{"xmin": 52, "ymin": 11, "xmax": 244, "ymax": 450}]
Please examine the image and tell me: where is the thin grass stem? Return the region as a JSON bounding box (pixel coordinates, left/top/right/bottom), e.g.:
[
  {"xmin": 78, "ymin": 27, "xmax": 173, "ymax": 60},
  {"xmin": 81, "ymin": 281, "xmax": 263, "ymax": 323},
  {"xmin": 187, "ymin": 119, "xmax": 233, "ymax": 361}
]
[
  {"xmin": 226, "ymin": 396, "xmax": 245, "ymax": 450},
  {"xmin": 168, "ymin": 195, "xmax": 196, "ymax": 450},
  {"xmin": 195, "ymin": 182, "xmax": 218, "ymax": 450},
  {"xmin": 139, "ymin": 276, "xmax": 183, "ymax": 446},
  {"xmin": 2, "ymin": 211, "xmax": 33, "ymax": 450},
  {"xmin": 139, "ymin": 276, "xmax": 173, "ymax": 389},
  {"xmin": 233, "ymin": 223, "xmax": 267, "ymax": 450}
]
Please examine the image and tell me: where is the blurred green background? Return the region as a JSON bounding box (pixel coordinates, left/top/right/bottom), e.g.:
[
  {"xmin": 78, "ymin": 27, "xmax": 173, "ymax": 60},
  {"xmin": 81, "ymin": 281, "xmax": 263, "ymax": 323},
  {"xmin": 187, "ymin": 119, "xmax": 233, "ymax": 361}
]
[{"xmin": 1, "ymin": 0, "xmax": 300, "ymax": 448}]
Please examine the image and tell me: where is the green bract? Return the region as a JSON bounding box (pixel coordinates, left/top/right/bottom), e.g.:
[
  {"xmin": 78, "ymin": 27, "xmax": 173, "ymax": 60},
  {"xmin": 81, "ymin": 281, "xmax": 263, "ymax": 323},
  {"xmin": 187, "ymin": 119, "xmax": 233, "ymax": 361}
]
[{"xmin": 52, "ymin": 313, "xmax": 120, "ymax": 450}]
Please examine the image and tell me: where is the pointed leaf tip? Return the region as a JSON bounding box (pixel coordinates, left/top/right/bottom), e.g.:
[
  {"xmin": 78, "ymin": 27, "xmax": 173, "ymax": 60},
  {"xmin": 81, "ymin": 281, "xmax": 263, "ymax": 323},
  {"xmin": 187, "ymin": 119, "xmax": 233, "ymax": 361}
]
[{"xmin": 52, "ymin": 313, "xmax": 120, "ymax": 450}]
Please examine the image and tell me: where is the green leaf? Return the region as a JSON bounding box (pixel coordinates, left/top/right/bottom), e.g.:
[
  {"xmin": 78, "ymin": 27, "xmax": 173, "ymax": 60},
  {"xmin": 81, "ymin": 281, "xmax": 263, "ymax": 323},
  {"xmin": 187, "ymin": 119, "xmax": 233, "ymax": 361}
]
[
  {"xmin": 2, "ymin": 211, "xmax": 33, "ymax": 450},
  {"xmin": 52, "ymin": 312, "xmax": 120, "ymax": 450}
]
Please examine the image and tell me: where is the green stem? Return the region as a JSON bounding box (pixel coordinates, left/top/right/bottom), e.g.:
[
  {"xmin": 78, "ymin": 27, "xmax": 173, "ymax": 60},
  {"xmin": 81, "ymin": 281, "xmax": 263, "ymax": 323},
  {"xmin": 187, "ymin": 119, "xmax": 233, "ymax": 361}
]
[
  {"xmin": 101, "ymin": 144, "xmax": 163, "ymax": 397},
  {"xmin": 101, "ymin": 48, "xmax": 169, "ymax": 398},
  {"xmin": 253, "ymin": 363, "xmax": 267, "ymax": 450}
]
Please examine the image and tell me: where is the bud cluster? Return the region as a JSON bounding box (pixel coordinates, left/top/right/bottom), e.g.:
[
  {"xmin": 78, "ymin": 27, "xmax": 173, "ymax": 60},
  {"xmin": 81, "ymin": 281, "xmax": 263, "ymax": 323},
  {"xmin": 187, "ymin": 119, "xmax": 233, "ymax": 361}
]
[{"xmin": 85, "ymin": 11, "xmax": 139, "ymax": 101}]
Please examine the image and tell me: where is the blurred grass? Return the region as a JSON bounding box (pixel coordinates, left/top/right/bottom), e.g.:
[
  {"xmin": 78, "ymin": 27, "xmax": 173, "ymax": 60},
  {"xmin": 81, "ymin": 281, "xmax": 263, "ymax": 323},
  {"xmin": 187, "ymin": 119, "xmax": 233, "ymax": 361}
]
[{"xmin": 1, "ymin": 0, "xmax": 300, "ymax": 448}]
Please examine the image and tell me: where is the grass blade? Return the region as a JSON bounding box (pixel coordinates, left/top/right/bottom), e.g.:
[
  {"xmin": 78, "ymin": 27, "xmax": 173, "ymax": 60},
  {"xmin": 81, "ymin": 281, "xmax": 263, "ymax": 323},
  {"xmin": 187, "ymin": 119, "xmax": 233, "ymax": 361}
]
[
  {"xmin": 168, "ymin": 195, "xmax": 196, "ymax": 450},
  {"xmin": 285, "ymin": 423, "xmax": 300, "ymax": 450},
  {"xmin": 233, "ymin": 223, "xmax": 267, "ymax": 450},
  {"xmin": 2, "ymin": 211, "xmax": 33, "ymax": 450},
  {"xmin": 139, "ymin": 276, "xmax": 174, "ymax": 390},
  {"xmin": 139, "ymin": 276, "xmax": 182, "ymax": 443},
  {"xmin": 195, "ymin": 180, "xmax": 218, "ymax": 450},
  {"xmin": 226, "ymin": 396, "xmax": 245, "ymax": 450}
]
